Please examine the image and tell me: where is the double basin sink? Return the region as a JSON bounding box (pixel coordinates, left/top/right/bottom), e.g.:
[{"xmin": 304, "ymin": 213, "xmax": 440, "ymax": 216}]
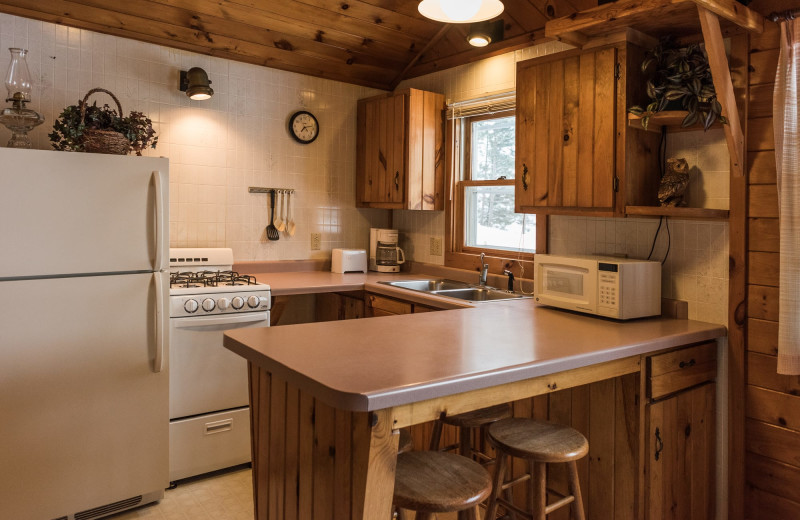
[{"xmin": 378, "ymin": 279, "xmax": 531, "ymax": 302}]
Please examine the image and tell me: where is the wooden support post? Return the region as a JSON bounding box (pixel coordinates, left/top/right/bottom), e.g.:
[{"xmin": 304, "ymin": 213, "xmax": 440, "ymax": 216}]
[
  {"xmin": 351, "ymin": 408, "xmax": 399, "ymax": 520},
  {"xmin": 698, "ymin": 7, "xmax": 746, "ymax": 177}
]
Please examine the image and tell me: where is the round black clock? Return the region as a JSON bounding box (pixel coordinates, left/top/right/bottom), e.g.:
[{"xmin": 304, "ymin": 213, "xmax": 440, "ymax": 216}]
[{"xmin": 288, "ymin": 110, "xmax": 319, "ymax": 144}]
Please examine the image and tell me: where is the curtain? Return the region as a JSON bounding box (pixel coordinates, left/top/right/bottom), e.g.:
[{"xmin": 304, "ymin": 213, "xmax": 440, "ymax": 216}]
[{"xmin": 775, "ymin": 18, "xmax": 800, "ymax": 374}]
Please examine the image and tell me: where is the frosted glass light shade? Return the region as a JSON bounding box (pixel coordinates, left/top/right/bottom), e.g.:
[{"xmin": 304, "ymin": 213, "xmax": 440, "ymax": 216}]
[{"xmin": 418, "ymin": 0, "xmax": 504, "ymax": 23}]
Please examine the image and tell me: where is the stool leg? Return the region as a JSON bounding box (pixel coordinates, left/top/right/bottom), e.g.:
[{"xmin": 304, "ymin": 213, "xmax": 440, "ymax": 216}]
[
  {"xmin": 566, "ymin": 461, "xmax": 586, "ymax": 520},
  {"xmin": 530, "ymin": 461, "xmax": 546, "ymax": 520},
  {"xmin": 417, "ymin": 513, "xmax": 435, "ymax": 520},
  {"xmin": 458, "ymin": 425, "xmax": 472, "ymax": 458},
  {"xmin": 486, "ymin": 450, "xmax": 507, "ymax": 520},
  {"xmin": 429, "ymin": 420, "xmax": 443, "ymax": 451}
]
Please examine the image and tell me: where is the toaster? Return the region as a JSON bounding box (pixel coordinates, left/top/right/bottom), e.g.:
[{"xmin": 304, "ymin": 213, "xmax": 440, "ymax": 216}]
[{"xmin": 331, "ymin": 249, "xmax": 368, "ymax": 274}]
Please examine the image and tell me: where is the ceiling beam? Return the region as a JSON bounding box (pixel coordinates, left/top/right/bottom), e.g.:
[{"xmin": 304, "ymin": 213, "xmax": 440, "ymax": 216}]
[{"xmin": 390, "ymin": 23, "xmax": 452, "ymax": 90}]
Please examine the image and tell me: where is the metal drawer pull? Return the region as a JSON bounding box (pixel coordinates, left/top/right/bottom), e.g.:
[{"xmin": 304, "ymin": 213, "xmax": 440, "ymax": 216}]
[
  {"xmin": 654, "ymin": 427, "xmax": 663, "ymax": 461},
  {"xmin": 205, "ymin": 419, "xmax": 233, "ymax": 435},
  {"xmin": 679, "ymin": 359, "xmax": 696, "ymax": 369}
]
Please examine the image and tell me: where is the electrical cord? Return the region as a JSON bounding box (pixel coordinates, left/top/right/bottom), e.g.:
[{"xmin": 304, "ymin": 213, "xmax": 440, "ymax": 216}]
[{"xmin": 646, "ymin": 215, "xmax": 672, "ymax": 265}]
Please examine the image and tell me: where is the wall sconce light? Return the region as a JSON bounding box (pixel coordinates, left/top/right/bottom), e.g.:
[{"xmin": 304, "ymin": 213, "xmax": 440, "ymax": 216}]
[
  {"xmin": 467, "ymin": 20, "xmax": 504, "ymax": 47},
  {"xmin": 418, "ymin": 0, "xmax": 504, "ymax": 23},
  {"xmin": 179, "ymin": 67, "xmax": 213, "ymax": 100}
]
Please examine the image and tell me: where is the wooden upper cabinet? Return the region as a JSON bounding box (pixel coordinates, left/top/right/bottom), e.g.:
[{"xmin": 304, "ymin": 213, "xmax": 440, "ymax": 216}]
[
  {"xmin": 357, "ymin": 88, "xmax": 445, "ymax": 211},
  {"xmin": 515, "ymin": 42, "xmax": 661, "ymax": 216}
]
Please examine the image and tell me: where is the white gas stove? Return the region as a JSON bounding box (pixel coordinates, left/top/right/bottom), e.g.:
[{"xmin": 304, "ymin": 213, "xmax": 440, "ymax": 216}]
[{"xmin": 168, "ymin": 248, "xmax": 269, "ymax": 482}]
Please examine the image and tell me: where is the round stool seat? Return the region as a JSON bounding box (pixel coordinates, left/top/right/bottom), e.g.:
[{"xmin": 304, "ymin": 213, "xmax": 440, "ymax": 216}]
[
  {"xmin": 439, "ymin": 403, "xmax": 512, "ymax": 428},
  {"xmin": 488, "ymin": 418, "xmax": 589, "ymax": 463},
  {"xmin": 394, "ymin": 451, "xmax": 492, "ymax": 513}
]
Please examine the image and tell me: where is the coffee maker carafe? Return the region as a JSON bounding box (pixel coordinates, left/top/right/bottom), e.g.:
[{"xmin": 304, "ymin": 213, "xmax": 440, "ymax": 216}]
[{"xmin": 369, "ymin": 228, "xmax": 405, "ymax": 273}]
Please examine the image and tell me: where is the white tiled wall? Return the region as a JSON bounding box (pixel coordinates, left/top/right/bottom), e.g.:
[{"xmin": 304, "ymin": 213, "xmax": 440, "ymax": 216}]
[
  {"xmin": 0, "ymin": 13, "xmax": 388, "ymax": 262},
  {"xmin": 666, "ymin": 128, "xmax": 730, "ymax": 209}
]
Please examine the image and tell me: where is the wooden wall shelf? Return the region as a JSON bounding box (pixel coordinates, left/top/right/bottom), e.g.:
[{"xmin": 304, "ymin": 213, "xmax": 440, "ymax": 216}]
[
  {"xmin": 627, "ymin": 111, "xmax": 725, "ymax": 132},
  {"xmin": 625, "ymin": 205, "xmax": 730, "ymax": 219}
]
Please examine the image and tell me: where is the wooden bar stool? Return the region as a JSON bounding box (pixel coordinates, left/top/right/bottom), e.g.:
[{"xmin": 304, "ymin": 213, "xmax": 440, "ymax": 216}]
[
  {"xmin": 429, "ymin": 403, "xmax": 512, "ymax": 461},
  {"xmin": 393, "ymin": 451, "xmax": 493, "ymax": 520},
  {"xmin": 485, "ymin": 418, "xmax": 588, "ymax": 520}
]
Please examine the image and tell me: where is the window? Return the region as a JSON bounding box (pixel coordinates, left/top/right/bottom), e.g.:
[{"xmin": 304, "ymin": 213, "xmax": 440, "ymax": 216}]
[{"xmin": 452, "ymin": 108, "xmax": 537, "ymax": 258}]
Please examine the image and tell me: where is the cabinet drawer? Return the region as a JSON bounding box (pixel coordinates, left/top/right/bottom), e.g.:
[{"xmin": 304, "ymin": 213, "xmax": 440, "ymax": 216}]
[
  {"xmin": 647, "ymin": 342, "xmax": 717, "ymax": 400},
  {"xmin": 366, "ymin": 294, "xmax": 412, "ymax": 315}
]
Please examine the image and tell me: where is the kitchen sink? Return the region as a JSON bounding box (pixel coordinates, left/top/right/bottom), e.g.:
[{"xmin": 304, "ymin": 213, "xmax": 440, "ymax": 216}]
[
  {"xmin": 381, "ymin": 279, "xmax": 472, "ymax": 292},
  {"xmin": 378, "ymin": 279, "xmax": 531, "ymax": 302}
]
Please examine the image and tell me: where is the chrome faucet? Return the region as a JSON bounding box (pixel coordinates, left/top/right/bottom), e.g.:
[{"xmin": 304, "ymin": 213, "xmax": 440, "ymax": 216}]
[{"xmin": 479, "ymin": 252, "xmax": 489, "ymax": 287}]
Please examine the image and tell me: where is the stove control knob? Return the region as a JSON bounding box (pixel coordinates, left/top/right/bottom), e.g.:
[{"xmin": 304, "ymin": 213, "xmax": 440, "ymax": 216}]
[
  {"xmin": 184, "ymin": 299, "xmax": 199, "ymax": 313},
  {"xmin": 202, "ymin": 298, "xmax": 216, "ymax": 312},
  {"xmin": 231, "ymin": 296, "xmax": 244, "ymax": 310},
  {"xmin": 218, "ymin": 297, "xmax": 230, "ymax": 311},
  {"xmin": 247, "ymin": 295, "xmax": 261, "ymax": 308}
]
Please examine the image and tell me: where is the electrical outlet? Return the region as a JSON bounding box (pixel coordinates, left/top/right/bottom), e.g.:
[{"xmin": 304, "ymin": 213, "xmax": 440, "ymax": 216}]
[
  {"xmin": 430, "ymin": 237, "xmax": 442, "ymax": 256},
  {"xmin": 310, "ymin": 233, "xmax": 321, "ymax": 250}
]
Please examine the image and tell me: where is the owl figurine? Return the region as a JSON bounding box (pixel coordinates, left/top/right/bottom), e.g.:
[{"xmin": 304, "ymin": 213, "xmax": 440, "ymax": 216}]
[{"xmin": 658, "ymin": 158, "xmax": 690, "ymax": 207}]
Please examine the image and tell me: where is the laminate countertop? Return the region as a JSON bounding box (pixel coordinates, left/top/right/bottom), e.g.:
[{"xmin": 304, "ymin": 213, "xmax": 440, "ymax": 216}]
[{"xmin": 224, "ymin": 270, "xmax": 726, "ymax": 412}]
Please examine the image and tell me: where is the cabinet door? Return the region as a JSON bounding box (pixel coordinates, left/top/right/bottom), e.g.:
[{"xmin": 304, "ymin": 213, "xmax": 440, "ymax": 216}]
[
  {"xmin": 358, "ymin": 94, "xmax": 405, "ymax": 206},
  {"xmin": 645, "ymin": 383, "xmax": 715, "ymax": 520},
  {"xmin": 516, "ymin": 47, "xmax": 617, "ymax": 213}
]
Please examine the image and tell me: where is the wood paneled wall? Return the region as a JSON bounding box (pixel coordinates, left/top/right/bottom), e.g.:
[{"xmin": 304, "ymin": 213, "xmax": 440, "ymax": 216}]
[{"xmin": 743, "ymin": 20, "xmax": 800, "ymax": 518}]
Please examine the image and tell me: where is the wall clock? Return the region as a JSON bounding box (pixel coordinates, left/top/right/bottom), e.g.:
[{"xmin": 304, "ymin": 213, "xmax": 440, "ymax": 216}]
[{"xmin": 288, "ymin": 110, "xmax": 319, "ymax": 144}]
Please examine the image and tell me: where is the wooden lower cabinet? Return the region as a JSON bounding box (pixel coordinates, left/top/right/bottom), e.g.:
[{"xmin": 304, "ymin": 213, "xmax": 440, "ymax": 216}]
[
  {"xmin": 645, "ymin": 382, "xmax": 716, "ymax": 520},
  {"xmin": 315, "ymin": 291, "xmax": 365, "ymax": 322},
  {"xmin": 364, "ymin": 292, "xmax": 441, "ymax": 317}
]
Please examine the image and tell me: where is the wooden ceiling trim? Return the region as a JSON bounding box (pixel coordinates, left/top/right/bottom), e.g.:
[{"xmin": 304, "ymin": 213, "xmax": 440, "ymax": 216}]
[
  {"xmin": 406, "ymin": 30, "xmax": 549, "ymax": 80},
  {"xmin": 295, "ymin": 0, "xmax": 441, "ymax": 41},
  {"xmin": 389, "ymin": 23, "xmax": 451, "ymax": 90},
  {"xmin": 155, "ymin": 0, "xmax": 418, "ymax": 64},
  {"xmin": 228, "ymin": 0, "xmax": 429, "ymax": 55},
  {"xmin": 0, "ymin": 0, "xmax": 394, "ymax": 88},
  {"xmin": 78, "ymin": 0, "xmax": 408, "ymax": 73}
]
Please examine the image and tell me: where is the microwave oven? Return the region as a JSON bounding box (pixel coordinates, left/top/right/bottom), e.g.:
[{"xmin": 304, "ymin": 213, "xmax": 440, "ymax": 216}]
[{"xmin": 534, "ymin": 254, "xmax": 661, "ymax": 320}]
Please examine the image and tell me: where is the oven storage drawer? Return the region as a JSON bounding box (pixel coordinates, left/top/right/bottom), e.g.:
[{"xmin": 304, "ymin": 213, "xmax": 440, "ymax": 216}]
[
  {"xmin": 647, "ymin": 341, "xmax": 717, "ymax": 400},
  {"xmin": 169, "ymin": 407, "xmax": 251, "ymax": 481}
]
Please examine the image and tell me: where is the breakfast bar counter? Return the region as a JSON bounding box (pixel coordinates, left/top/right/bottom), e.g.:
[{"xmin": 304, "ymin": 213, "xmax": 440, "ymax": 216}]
[{"xmin": 224, "ymin": 299, "xmax": 725, "ymax": 520}]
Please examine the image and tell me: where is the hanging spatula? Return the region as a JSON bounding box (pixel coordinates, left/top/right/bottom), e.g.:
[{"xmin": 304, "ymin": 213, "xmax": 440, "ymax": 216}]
[{"xmin": 266, "ymin": 190, "xmax": 280, "ymax": 241}]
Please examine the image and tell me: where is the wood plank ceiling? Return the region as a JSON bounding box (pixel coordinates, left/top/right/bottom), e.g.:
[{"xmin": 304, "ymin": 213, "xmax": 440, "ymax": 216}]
[{"xmin": 0, "ymin": 0, "xmax": 597, "ymax": 90}]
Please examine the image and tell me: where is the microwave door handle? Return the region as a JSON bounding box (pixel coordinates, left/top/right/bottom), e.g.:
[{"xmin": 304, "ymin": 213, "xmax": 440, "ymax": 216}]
[
  {"xmin": 153, "ymin": 272, "xmax": 166, "ymax": 373},
  {"xmin": 153, "ymin": 170, "xmax": 166, "ymax": 272},
  {"xmin": 174, "ymin": 311, "xmax": 270, "ymax": 330}
]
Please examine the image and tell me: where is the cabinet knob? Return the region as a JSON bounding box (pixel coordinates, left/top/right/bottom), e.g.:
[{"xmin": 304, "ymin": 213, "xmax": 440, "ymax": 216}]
[{"xmin": 521, "ymin": 163, "xmax": 529, "ymax": 191}]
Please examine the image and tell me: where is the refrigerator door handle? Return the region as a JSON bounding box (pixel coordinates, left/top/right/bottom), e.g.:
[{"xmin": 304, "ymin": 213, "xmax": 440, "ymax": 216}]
[
  {"xmin": 153, "ymin": 170, "xmax": 166, "ymax": 272},
  {"xmin": 153, "ymin": 272, "xmax": 166, "ymax": 373}
]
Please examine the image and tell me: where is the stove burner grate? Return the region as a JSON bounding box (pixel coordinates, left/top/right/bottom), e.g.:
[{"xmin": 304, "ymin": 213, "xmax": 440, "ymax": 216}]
[{"xmin": 170, "ymin": 270, "xmax": 258, "ymax": 289}]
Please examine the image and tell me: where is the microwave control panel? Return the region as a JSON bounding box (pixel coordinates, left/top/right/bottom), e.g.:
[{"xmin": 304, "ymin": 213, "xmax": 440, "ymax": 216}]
[{"xmin": 598, "ymin": 263, "xmax": 619, "ymax": 309}]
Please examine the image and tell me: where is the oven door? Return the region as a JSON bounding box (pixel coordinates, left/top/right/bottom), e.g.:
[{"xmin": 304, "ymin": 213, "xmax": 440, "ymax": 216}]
[{"xmin": 169, "ymin": 311, "xmax": 268, "ymax": 419}]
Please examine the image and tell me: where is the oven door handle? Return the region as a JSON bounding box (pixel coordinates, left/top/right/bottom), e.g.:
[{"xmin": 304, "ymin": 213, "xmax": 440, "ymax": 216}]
[{"xmin": 174, "ymin": 311, "xmax": 270, "ymax": 330}]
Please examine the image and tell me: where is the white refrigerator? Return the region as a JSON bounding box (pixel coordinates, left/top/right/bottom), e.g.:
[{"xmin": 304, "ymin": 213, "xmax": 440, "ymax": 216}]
[{"xmin": 0, "ymin": 148, "xmax": 169, "ymax": 520}]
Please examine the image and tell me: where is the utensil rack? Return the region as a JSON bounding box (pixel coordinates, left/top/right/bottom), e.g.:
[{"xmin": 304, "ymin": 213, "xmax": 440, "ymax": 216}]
[{"xmin": 249, "ymin": 187, "xmax": 295, "ymax": 194}]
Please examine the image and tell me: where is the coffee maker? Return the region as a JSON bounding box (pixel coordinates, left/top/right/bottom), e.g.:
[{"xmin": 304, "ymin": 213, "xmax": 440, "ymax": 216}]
[{"xmin": 369, "ymin": 228, "xmax": 405, "ymax": 272}]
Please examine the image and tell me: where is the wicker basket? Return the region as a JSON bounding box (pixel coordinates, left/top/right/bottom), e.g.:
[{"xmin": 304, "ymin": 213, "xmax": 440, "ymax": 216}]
[{"xmin": 80, "ymin": 88, "xmax": 130, "ymax": 155}]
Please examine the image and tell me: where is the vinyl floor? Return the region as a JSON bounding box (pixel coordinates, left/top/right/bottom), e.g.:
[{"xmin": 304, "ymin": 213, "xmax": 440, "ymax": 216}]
[{"xmin": 108, "ymin": 467, "xmax": 254, "ymax": 520}]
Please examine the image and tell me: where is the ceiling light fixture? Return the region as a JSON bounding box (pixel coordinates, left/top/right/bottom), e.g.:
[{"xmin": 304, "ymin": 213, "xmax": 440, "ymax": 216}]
[
  {"xmin": 418, "ymin": 0, "xmax": 504, "ymax": 23},
  {"xmin": 467, "ymin": 20, "xmax": 504, "ymax": 47},
  {"xmin": 179, "ymin": 67, "xmax": 214, "ymax": 101}
]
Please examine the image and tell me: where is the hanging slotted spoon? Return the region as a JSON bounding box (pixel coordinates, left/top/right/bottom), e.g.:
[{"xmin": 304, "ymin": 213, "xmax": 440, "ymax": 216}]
[
  {"xmin": 275, "ymin": 190, "xmax": 285, "ymax": 232},
  {"xmin": 286, "ymin": 191, "xmax": 296, "ymax": 236},
  {"xmin": 266, "ymin": 190, "xmax": 280, "ymax": 241}
]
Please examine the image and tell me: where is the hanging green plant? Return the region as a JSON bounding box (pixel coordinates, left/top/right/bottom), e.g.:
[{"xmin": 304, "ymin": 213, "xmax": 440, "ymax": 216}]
[
  {"xmin": 49, "ymin": 88, "xmax": 158, "ymax": 155},
  {"xmin": 628, "ymin": 37, "xmax": 727, "ymax": 131}
]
